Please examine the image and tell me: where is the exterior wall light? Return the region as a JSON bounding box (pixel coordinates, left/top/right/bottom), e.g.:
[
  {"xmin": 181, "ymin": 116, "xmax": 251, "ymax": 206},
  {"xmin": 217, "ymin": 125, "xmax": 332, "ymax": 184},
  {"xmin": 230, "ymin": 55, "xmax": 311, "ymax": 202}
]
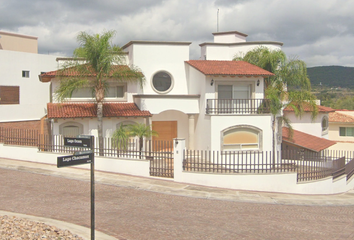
[
  {"xmin": 257, "ymin": 79, "xmax": 260, "ymax": 86},
  {"xmin": 211, "ymin": 79, "xmax": 214, "ymax": 86}
]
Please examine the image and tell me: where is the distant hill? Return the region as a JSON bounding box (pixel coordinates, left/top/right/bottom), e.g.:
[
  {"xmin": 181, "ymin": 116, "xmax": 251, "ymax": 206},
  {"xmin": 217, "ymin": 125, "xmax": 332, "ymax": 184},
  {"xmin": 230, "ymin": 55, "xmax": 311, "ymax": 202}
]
[{"xmin": 307, "ymin": 66, "xmax": 354, "ymax": 88}]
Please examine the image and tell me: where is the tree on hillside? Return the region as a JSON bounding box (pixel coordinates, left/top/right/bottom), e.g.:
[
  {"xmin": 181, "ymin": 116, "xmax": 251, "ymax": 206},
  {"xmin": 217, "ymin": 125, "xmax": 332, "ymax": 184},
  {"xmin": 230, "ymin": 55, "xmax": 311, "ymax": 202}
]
[
  {"xmin": 234, "ymin": 47, "xmax": 318, "ymax": 164},
  {"xmin": 55, "ymin": 30, "xmax": 145, "ymax": 155}
]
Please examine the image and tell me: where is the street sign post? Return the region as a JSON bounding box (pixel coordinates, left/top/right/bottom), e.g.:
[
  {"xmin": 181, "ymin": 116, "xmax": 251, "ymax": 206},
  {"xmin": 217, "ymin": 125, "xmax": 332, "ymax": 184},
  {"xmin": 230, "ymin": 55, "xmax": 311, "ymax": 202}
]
[
  {"xmin": 57, "ymin": 135, "xmax": 95, "ymax": 240},
  {"xmin": 57, "ymin": 152, "xmax": 93, "ymax": 168},
  {"xmin": 64, "ymin": 137, "xmax": 91, "ymax": 148}
]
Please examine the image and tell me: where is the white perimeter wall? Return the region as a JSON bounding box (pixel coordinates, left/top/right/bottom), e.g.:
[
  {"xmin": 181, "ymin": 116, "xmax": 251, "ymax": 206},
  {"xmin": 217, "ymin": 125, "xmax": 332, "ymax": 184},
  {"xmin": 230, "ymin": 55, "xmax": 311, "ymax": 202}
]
[
  {"xmin": 1, "ymin": 141, "xmax": 354, "ymax": 195},
  {"xmin": 173, "ymin": 140, "xmax": 354, "ymax": 195},
  {"xmin": 0, "ymin": 143, "xmax": 150, "ymax": 177},
  {"xmin": 0, "ymin": 50, "xmax": 60, "ymax": 122}
]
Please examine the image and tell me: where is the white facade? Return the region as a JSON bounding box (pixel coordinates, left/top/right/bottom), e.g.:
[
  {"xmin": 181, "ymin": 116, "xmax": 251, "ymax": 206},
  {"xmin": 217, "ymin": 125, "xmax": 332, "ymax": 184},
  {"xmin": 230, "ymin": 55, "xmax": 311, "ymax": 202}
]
[
  {"xmin": 46, "ymin": 31, "xmax": 282, "ymax": 152},
  {"xmin": 0, "ymin": 49, "xmax": 59, "ymax": 122}
]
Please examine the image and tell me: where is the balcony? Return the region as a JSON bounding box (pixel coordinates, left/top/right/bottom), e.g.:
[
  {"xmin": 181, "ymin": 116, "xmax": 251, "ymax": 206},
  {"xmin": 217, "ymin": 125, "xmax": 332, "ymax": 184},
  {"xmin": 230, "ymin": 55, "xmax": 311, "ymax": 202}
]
[{"xmin": 206, "ymin": 99, "xmax": 271, "ymax": 115}]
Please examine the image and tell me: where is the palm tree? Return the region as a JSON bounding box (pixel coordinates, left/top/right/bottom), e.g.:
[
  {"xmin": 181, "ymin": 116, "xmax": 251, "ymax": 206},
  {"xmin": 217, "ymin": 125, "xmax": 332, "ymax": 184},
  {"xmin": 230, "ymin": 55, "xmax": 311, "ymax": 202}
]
[
  {"xmin": 55, "ymin": 30, "xmax": 145, "ymax": 155},
  {"xmin": 127, "ymin": 123, "xmax": 158, "ymax": 158},
  {"xmin": 112, "ymin": 124, "xmax": 130, "ymax": 157},
  {"xmin": 234, "ymin": 47, "xmax": 318, "ymax": 165}
]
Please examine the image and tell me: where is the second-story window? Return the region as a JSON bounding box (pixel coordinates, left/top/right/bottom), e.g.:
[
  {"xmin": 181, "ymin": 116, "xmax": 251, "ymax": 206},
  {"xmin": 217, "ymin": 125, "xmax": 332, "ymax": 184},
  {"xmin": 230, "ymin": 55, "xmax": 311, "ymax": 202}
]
[
  {"xmin": 106, "ymin": 85, "xmax": 125, "ymax": 98},
  {"xmin": 322, "ymin": 116, "xmax": 329, "ymax": 134},
  {"xmin": 70, "ymin": 85, "xmax": 126, "ymax": 99},
  {"xmin": 22, "ymin": 70, "xmax": 30, "ymax": 78},
  {"xmin": 152, "ymin": 71, "xmax": 173, "ymax": 94}
]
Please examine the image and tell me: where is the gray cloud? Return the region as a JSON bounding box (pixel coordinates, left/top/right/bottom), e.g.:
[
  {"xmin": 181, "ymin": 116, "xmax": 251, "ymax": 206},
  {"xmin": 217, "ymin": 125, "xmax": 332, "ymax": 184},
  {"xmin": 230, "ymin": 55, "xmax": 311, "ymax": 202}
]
[{"xmin": 1, "ymin": 0, "xmax": 353, "ymax": 67}]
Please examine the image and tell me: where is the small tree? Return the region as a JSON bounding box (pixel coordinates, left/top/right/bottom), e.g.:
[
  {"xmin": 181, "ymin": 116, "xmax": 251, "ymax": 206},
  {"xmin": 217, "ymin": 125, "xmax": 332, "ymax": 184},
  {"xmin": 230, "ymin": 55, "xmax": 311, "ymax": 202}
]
[
  {"xmin": 127, "ymin": 123, "xmax": 158, "ymax": 158},
  {"xmin": 112, "ymin": 124, "xmax": 130, "ymax": 157}
]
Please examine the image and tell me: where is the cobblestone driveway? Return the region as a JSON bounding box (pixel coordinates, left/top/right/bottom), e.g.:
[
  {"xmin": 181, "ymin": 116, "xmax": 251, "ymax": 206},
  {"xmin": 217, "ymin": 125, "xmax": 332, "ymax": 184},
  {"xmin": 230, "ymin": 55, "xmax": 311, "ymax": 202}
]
[{"xmin": 0, "ymin": 168, "xmax": 353, "ymax": 240}]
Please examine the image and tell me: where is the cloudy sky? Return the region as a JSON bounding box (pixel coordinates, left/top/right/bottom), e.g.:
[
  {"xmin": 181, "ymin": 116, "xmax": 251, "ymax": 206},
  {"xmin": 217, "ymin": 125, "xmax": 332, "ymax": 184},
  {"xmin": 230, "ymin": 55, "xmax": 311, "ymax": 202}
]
[{"xmin": 1, "ymin": 0, "xmax": 353, "ymax": 67}]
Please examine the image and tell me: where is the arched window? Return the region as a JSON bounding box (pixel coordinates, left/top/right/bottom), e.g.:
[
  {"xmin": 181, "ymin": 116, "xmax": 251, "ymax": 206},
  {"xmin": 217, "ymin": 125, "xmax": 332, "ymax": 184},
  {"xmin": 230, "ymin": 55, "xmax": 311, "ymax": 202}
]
[
  {"xmin": 222, "ymin": 125, "xmax": 262, "ymax": 151},
  {"xmin": 322, "ymin": 116, "xmax": 329, "ymax": 133},
  {"xmin": 151, "ymin": 71, "xmax": 173, "ymax": 93},
  {"xmin": 59, "ymin": 122, "xmax": 83, "ymax": 136}
]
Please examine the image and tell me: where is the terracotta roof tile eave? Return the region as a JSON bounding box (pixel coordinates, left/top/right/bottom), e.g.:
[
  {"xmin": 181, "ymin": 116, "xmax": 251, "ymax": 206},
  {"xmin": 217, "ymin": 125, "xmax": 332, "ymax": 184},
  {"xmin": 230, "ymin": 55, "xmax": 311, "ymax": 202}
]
[
  {"xmin": 205, "ymin": 73, "xmax": 274, "ymax": 76},
  {"xmin": 282, "ymin": 139, "xmax": 321, "ymax": 152}
]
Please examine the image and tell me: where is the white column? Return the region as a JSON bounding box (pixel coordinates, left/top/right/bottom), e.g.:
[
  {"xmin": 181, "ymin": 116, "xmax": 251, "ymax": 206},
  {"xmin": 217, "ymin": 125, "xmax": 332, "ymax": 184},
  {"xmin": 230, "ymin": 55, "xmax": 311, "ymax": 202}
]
[
  {"xmin": 188, "ymin": 114, "xmax": 195, "ymax": 150},
  {"xmin": 145, "ymin": 117, "xmax": 152, "ymax": 140},
  {"xmin": 173, "ymin": 138, "xmax": 185, "ymax": 182}
]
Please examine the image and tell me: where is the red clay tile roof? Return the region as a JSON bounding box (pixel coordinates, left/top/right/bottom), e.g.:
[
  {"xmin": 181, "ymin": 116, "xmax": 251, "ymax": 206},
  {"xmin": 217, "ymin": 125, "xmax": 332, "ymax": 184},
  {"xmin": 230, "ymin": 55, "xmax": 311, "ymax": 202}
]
[
  {"xmin": 47, "ymin": 102, "xmax": 152, "ymax": 119},
  {"xmin": 40, "ymin": 65, "xmax": 143, "ymax": 82},
  {"xmin": 185, "ymin": 60, "xmax": 274, "ymax": 76},
  {"xmin": 329, "ymin": 112, "xmax": 354, "ymax": 123},
  {"xmin": 284, "ymin": 103, "xmax": 335, "ymax": 113},
  {"xmin": 282, "ymin": 127, "xmax": 336, "ymax": 152}
]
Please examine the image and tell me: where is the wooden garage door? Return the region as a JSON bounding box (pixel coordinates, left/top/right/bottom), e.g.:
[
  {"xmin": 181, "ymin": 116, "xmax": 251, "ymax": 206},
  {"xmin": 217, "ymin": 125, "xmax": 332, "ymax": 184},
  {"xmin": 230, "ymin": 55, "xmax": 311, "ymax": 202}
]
[{"xmin": 152, "ymin": 121, "xmax": 177, "ymax": 143}]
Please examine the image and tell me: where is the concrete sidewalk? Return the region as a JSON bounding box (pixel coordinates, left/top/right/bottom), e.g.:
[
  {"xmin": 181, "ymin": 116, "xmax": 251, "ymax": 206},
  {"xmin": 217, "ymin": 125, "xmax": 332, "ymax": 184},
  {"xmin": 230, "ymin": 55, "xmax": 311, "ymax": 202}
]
[{"xmin": 1, "ymin": 157, "xmax": 354, "ymax": 206}]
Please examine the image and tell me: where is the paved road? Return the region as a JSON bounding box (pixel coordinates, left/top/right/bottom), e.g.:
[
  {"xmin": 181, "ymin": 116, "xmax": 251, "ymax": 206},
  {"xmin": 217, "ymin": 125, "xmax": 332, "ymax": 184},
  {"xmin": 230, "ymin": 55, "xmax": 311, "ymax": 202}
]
[{"xmin": 1, "ymin": 167, "xmax": 354, "ymax": 239}]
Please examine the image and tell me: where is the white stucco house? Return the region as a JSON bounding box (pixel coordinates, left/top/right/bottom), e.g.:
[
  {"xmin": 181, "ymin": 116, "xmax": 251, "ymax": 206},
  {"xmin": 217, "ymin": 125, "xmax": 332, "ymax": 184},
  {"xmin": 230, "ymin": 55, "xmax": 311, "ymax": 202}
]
[
  {"xmin": 39, "ymin": 30, "xmax": 290, "ymax": 152},
  {"xmin": 282, "ymin": 104, "xmax": 337, "ymax": 152},
  {"xmin": 0, "ymin": 31, "xmax": 61, "ymax": 132}
]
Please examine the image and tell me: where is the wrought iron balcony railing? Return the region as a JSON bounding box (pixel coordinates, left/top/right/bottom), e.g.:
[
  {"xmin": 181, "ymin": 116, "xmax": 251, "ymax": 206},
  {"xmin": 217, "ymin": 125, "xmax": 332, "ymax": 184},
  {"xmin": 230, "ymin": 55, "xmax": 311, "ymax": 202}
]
[{"xmin": 206, "ymin": 99, "xmax": 271, "ymax": 115}]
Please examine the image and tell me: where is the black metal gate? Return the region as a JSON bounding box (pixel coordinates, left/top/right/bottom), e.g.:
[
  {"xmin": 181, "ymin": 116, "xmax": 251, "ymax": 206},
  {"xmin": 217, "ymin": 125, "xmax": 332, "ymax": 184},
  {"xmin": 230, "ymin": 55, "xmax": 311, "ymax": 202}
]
[{"xmin": 147, "ymin": 140, "xmax": 174, "ymax": 178}]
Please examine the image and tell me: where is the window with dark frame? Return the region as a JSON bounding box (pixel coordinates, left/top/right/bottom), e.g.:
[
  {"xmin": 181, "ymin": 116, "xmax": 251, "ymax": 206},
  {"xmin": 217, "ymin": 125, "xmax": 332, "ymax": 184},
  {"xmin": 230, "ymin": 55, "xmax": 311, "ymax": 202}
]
[
  {"xmin": 22, "ymin": 70, "xmax": 30, "ymax": 78},
  {"xmin": 322, "ymin": 116, "xmax": 329, "ymax": 132},
  {"xmin": 339, "ymin": 127, "xmax": 354, "ymax": 137},
  {"xmin": 152, "ymin": 71, "xmax": 173, "ymax": 93}
]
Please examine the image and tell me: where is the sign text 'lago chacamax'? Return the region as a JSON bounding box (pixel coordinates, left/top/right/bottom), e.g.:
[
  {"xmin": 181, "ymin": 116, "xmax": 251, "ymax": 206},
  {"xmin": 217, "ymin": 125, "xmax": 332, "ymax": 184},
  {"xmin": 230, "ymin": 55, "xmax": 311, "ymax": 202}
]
[{"xmin": 57, "ymin": 152, "xmax": 93, "ymax": 168}]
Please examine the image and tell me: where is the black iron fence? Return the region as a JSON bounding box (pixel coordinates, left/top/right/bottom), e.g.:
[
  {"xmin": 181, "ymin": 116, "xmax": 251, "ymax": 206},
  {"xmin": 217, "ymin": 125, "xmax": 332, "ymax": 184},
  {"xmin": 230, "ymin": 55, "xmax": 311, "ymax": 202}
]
[
  {"xmin": 0, "ymin": 127, "xmax": 39, "ymax": 146},
  {"xmin": 206, "ymin": 99, "xmax": 270, "ymax": 115},
  {"xmin": 183, "ymin": 149, "xmax": 354, "ymax": 182},
  {"xmin": 2, "ymin": 127, "xmax": 354, "ymax": 182}
]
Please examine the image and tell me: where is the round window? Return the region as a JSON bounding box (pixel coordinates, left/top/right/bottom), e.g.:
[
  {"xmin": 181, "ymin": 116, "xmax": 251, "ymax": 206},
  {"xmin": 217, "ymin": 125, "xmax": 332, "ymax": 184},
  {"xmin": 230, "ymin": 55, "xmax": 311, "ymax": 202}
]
[{"xmin": 152, "ymin": 71, "xmax": 172, "ymax": 93}]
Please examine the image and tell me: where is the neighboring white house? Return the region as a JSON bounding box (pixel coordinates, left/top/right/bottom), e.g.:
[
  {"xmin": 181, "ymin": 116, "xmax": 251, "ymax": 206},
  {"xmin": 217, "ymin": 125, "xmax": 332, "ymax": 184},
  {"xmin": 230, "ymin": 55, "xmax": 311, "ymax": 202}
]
[
  {"xmin": 282, "ymin": 104, "xmax": 337, "ymax": 152},
  {"xmin": 0, "ymin": 31, "xmax": 60, "ymax": 130},
  {"xmin": 40, "ymin": 30, "xmax": 284, "ymax": 152},
  {"xmin": 328, "ymin": 110, "xmax": 354, "ymax": 151}
]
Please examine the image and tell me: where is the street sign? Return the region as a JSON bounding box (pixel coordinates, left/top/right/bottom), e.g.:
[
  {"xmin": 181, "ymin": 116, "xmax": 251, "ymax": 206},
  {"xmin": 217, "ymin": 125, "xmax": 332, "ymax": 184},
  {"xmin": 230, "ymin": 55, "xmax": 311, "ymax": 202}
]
[
  {"xmin": 57, "ymin": 152, "xmax": 93, "ymax": 168},
  {"xmin": 64, "ymin": 137, "xmax": 91, "ymax": 148},
  {"xmin": 58, "ymin": 135, "xmax": 95, "ymax": 240}
]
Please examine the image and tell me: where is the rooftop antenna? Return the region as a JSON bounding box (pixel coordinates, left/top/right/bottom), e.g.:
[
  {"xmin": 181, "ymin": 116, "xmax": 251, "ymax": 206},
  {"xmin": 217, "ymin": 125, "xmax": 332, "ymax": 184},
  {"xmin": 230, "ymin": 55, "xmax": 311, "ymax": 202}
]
[{"xmin": 217, "ymin": 9, "xmax": 219, "ymax": 32}]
